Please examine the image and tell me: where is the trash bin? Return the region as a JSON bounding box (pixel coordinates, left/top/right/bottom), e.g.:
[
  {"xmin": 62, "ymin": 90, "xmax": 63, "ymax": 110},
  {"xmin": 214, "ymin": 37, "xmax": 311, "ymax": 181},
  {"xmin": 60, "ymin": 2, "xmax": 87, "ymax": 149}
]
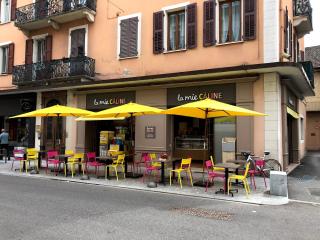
[{"xmin": 270, "ymin": 171, "xmax": 288, "ymax": 197}]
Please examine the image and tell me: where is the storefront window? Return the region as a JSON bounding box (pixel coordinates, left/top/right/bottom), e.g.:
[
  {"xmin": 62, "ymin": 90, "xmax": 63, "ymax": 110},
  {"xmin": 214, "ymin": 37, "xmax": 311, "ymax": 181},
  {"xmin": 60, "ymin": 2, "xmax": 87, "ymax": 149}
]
[{"xmin": 214, "ymin": 117, "xmax": 236, "ymax": 163}]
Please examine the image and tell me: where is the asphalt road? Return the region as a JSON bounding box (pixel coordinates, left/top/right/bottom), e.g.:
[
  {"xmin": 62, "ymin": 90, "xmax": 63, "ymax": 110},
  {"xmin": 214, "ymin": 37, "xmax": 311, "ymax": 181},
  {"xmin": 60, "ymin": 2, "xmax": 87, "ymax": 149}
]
[{"xmin": 0, "ymin": 174, "xmax": 319, "ymax": 240}]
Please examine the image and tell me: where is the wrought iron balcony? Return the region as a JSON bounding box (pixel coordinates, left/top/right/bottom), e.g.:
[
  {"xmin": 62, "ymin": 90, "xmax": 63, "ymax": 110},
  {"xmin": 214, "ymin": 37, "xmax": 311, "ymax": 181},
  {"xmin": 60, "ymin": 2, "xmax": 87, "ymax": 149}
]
[
  {"xmin": 15, "ymin": 0, "xmax": 96, "ymax": 32},
  {"xmin": 13, "ymin": 56, "xmax": 95, "ymax": 86},
  {"xmin": 301, "ymin": 61, "xmax": 314, "ymax": 89},
  {"xmin": 293, "ymin": 0, "xmax": 313, "ymax": 38}
]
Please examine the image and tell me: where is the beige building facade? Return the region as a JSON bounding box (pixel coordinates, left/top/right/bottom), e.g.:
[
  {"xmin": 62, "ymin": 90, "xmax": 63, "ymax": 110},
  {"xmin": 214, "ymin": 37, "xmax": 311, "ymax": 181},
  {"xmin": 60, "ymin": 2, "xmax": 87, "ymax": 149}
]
[{"xmin": 0, "ymin": 0, "xmax": 314, "ymax": 170}]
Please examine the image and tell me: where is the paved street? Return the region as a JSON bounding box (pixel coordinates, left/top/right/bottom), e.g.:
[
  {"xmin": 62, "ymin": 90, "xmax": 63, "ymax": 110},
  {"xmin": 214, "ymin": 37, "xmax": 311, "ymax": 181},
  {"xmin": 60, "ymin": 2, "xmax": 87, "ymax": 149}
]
[
  {"xmin": 288, "ymin": 151, "xmax": 320, "ymax": 203},
  {"xmin": 0, "ymin": 175, "xmax": 319, "ymax": 240}
]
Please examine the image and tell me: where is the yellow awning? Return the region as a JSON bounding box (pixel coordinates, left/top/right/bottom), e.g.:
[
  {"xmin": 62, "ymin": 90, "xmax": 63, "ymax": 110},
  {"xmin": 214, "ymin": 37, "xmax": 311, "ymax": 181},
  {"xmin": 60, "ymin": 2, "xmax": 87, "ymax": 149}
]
[{"xmin": 287, "ymin": 107, "xmax": 299, "ymax": 119}]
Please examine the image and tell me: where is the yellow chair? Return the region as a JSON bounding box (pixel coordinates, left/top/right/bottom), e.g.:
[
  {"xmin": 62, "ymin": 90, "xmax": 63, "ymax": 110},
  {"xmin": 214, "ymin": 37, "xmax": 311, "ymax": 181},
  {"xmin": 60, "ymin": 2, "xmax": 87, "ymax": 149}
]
[
  {"xmin": 65, "ymin": 153, "xmax": 84, "ymax": 178},
  {"xmin": 210, "ymin": 156, "xmax": 225, "ymax": 172},
  {"xmin": 106, "ymin": 154, "xmax": 126, "ymax": 181},
  {"xmin": 26, "ymin": 148, "xmax": 39, "ymax": 173},
  {"xmin": 149, "ymin": 153, "xmax": 161, "ymax": 168},
  {"xmin": 170, "ymin": 158, "xmax": 193, "ymax": 188},
  {"xmin": 228, "ymin": 162, "xmax": 251, "ymax": 196},
  {"xmin": 63, "ymin": 150, "xmax": 75, "ymax": 176}
]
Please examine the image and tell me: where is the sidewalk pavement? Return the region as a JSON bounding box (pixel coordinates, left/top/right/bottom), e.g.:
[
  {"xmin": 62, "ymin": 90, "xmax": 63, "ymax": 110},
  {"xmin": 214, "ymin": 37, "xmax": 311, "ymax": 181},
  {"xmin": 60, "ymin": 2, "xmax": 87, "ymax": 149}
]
[{"xmin": 0, "ymin": 160, "xmax": 289, "ymax": 206}]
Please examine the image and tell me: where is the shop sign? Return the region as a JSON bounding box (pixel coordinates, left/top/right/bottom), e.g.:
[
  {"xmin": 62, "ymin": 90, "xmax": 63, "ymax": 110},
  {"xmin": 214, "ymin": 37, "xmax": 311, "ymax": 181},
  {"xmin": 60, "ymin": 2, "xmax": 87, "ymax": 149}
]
[
  {"xmin": 86, "ymin": 91, "xmax": 136, "ymax": 110},
  {"xmin": 287, "ymin": 90, "xmax": 297, "ymax": 111},
  {"xmin": 167, "ymin": 84, "xmax": 236, "ymax": 106}
]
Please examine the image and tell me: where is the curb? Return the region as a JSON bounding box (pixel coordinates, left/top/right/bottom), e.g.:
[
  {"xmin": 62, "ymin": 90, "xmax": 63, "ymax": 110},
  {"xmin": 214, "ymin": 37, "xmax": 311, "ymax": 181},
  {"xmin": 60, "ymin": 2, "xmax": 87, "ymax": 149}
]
[
  {"xmin": 289, "ymin": 199, "xmax": 320, "ymax": 206},
  {"xmin": 0, "ymin": 171, "xmax": 289, "ymax": 206}
]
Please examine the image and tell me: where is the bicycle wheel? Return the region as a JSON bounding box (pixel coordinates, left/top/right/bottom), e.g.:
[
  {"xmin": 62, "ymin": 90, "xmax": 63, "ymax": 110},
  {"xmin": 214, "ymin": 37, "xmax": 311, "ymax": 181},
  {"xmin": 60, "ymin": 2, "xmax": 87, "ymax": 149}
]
[{"xmin": 263, "ymin": 159, "xmax": 282, "ymax": 177}]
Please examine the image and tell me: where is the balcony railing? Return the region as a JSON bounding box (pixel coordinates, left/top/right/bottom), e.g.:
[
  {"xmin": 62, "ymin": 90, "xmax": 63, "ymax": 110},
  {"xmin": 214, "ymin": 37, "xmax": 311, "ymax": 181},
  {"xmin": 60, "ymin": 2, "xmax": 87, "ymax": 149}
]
[
  {"xmin": 294, "ymin": 0, "xmax": 312, "ymax": 17},
  {"xmin": 13, "ymin": 56, "xmax": 95, "ymax": 86},
  {"xmin": 15, "ymin": 0, "xmax": 96, "ymax": 29},
  {"xmin": 301, "ymin": 61, "xmax": 314, "ymax": 89},
  {"xmin": 293, "ymin": 0, "xmax": 313, "ymax": 38}
]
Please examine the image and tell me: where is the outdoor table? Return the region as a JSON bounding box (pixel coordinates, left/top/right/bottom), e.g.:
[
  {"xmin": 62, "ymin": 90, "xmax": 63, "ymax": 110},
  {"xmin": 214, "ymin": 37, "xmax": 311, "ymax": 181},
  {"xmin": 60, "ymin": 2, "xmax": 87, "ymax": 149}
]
[
  {"xmin": 56, "ymin": 154, "xmax": 73, "ymax": 176},
  {"xmin": 214, "ymin": 163, "xmax": 240, "ymax": 196},
  {"xmin": 151, "ymin": 157, "xmax": 181, "ymax": 185},
  {"xmin": 38, "ymin": 150, "xmax": 47, "ymax": 169},
  {"xmin": 96, "ymin": 156, "xmax": 114, "ymax": 179}
]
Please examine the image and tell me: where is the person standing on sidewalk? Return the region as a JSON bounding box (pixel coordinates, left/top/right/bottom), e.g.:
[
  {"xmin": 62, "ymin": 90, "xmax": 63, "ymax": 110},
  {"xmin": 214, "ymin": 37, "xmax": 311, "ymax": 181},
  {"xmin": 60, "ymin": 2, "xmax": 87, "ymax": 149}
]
[{"xmin": 0, "ymin": 129, "xmax": 9, "ymax": 162}]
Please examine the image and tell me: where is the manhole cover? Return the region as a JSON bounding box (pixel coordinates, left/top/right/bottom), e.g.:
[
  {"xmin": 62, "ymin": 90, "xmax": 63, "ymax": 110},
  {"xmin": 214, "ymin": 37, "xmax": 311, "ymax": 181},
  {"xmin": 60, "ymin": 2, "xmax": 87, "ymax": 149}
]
[
  {"xmin": 171, "ymin": 208, "xmax": 233, "ymax": 221},
  {"xmin": 308, "ymin": 188, "xmax": 320, "ymax": 197}
]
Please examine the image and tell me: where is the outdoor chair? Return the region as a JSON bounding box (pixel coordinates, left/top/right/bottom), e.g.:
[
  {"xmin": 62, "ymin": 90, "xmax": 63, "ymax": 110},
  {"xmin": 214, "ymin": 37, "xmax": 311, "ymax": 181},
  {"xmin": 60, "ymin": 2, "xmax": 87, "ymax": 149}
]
[
  {"xmin": 170, "ymin": 158, "xmax": 193, "ymax": 188},
  {"xmin": 106, "ymin": 154, "xmax": 126, "ymax": 181},
  {"xmin": 85, "ymin": 152, "xmax": 105, "ymax": 177},
  {"xmin": 26, "ymin": 148, "xmax": 39, "ymax": 172},
  {"xmin": 46, "ymin": 151, "xmax": 60, "ymax": 175},
  {"xmin": 204, "ymin": 160, "xmax": 225, "ymax": 192},
  {"xmin": 12, "ymin": 149, "xmax": 27, "ymax": 172},
  {"xmin": 228, "ymin": 162, "xmax": 251, "ymax": 196},
  {"xmin": 210, "ymin": 155, "xmax": 225, "ymax": 172},
  {"xmin": 133, "ymin": 152, "xmax": 148, "ymax": 174},
  {"xmin": 248, "ymin": 159, "xmax": 267, "ymax": 190},
  {"xmin": 65, "ymin": 153, "xmax": 84, "ymax": 178},
  {"xmin": 142, "ymin": 153, "xmax": 161, "ymax": 183}
]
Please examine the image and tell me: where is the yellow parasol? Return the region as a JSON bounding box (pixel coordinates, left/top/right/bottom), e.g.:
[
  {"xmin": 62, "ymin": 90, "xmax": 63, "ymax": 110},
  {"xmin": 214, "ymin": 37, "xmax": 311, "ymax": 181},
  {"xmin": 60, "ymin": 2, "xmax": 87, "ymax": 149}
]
[
  {"xmin": 162, "ymin": 98, "xmax": 266, "ymax": 185},
  {"xmin": 10, "ymin": 105, "xmax": 94, "ymax": 150},
  {"xmin": 10, "ymin": 105, "xmax": 94, "ymax": 118}
]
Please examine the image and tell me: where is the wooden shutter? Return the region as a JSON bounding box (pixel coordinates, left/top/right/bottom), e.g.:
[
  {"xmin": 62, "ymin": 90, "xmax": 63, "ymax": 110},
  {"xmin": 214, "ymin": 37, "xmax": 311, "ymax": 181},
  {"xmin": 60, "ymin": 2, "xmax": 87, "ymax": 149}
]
[
  {"xmin": 11, "ymin": 0, "xmax": 17, "ymax": 21},
  {"xmin": 153, "ymin": 11, "xmax": 164, "ymax": 54},
  {"xmin": 284, "ymin": 7, "xmax": 288, "ymax": 53},
  {"xmin": 119, "ymin": 17, "xmax": 139, "ymax": 58},
  {"xmin": 187, "ymin": 3, "xmax": 197, "ymax": 49},
  {"xmin": 7, "ymin": 43, "xmax": 14, "ymax": 74},
  {"xmin": 289, "ymin": 21, "xmax": 293, "ymax": 58},
  {"xmin": 244, "ymin": 0, "xmax": 256, "ymax": 40},
  {"xmin": 45, "ymin": 35, "xmax": 52, "ymax": 62},
  {"xmin": 203, "ymin": 0, "xmax": 216, "ymax": 47},
  {"xmin": 25, "ymin": 39, "xmax": 33, "ymax": 64}
]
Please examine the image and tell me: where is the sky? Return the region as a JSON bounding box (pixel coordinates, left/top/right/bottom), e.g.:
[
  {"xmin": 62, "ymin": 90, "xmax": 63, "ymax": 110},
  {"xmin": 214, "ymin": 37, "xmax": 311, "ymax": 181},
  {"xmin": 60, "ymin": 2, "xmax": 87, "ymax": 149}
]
[{"xmin": 305, "ymin": 0, "xmax": 320, "ymax": 47}]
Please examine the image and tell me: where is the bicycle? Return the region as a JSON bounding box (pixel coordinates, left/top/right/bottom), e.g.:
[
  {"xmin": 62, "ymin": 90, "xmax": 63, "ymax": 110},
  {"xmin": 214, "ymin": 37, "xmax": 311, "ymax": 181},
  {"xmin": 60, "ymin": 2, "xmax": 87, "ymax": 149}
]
[{"xmin": 241, "ymin": 151, "xmax": 282, "ymax": 178}]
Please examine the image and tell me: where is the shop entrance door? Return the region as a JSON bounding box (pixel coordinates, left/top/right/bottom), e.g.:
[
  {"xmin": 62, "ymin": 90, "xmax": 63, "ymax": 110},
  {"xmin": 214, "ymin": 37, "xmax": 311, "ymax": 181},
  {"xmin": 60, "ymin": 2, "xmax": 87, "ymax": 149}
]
[
  {"xmin": 287, "ymin": 115, "xmax": 294, "ymax": 164},
  {"xmin": 42, "ymin": 91, "xmax": 67, "ymax": 151}
]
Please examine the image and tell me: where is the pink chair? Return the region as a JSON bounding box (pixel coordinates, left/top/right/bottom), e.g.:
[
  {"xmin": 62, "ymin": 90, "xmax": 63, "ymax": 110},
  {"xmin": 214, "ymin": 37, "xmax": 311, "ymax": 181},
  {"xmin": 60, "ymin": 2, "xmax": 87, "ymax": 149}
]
[
  {"xmin": 11, "ymin": 149, "xmax": 26, "ymax": 172},
  {"xmin": 85, "ymin": 152, "xmax": 105, "ymax": 177},
  {"xmin": 249, "ymin": 159, "xmax": 267, "ymax": 190},
  {"xmin": 134, "ymin": 152, "xmax": 148, "ymax": 174},
  {"xmin": 142, "ymin": 154, "xmax": 161, "ymax": 183},
  {"xmin": 205, "ymin": 160, "xmax": 225, "ymax": 192},
  {"xmin": 46, "ymin": 151, "xmax": 60, "ymax": 175}
]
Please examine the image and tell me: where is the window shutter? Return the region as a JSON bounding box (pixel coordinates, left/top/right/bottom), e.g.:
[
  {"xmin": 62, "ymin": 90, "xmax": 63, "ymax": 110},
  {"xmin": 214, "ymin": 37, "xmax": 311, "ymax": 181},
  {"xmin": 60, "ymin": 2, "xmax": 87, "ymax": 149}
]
[
  {"xmin": 244, "ymin": 0, "xmax": 256, "ymax": 40},
  {"xmin": 7, "ymin": 43, "xmax": 15, "ymax": 74},
  {"xmin": 119, "ymin": 17, "xmax": 139, "ymax": 58},
  {"xmin": 153, "ymin": 11, "xmax": 164, "ymax": 54},
  {"xmin": 203, "ymin": 0, "xmax": 216, "ymax": 47},
  {"xmin": 11, "ymin": 0, "xmax": 17, "ymax": 21},
  {"xmin": 187, "ymin": 3, "xmax": 197, "ymax": 49},
  {"xmin": 289, "ymin": 21, "xmax": 293, "ymax": 58},
  {"xmin": 25, "ymin": 39, "xmax": 33, "ymax": 64},
  {"xmin": 45, "ymin": 35, "xmax": 53, "ymax": 62},
  {"xmin": 284, "ymin": 7, "xmax": 288, "ymax": 53}
]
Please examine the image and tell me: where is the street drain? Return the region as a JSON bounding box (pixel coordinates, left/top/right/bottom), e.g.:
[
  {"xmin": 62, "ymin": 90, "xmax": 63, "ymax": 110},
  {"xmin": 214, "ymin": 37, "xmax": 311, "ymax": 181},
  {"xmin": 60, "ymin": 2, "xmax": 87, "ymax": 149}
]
[
  {"xmin": 308, "ymin": 188, "xmax": 320, "ymax": 197},
  {"xmin": 171, "ymin": 208, "xmax": 233, "ymax": 221}
]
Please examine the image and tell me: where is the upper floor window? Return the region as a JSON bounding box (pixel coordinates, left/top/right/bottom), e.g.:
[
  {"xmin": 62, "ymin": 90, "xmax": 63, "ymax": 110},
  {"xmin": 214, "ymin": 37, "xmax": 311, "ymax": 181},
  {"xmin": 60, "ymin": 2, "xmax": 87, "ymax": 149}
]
[
  {"xmin": 219, "ymin": 0, "xmax": 241, "ymax": 43},
  {"xmin": 0, "ymin": 43, "xmax": 14, "ymax": 74},
  {"xmin": 118, "ymin": 13, "xmax": 141, "ymax": 59},
  {"xmin": 153, "ymin": 2, "xmax": 197, "ymax": 54},
  {"xmin": 0, "ymin": 46, "xmax": 9, "ymax": 73},
  {"xmin": 0, "ymin": 0, "xmax": 10, "ymax": 23},
  {"xmin": 168, "ymin": 10, "xmax": 186, "ymax": 51},
  {"xmin": 203, "ymin": 0, "xmax": 256, "ymax": 47}
]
